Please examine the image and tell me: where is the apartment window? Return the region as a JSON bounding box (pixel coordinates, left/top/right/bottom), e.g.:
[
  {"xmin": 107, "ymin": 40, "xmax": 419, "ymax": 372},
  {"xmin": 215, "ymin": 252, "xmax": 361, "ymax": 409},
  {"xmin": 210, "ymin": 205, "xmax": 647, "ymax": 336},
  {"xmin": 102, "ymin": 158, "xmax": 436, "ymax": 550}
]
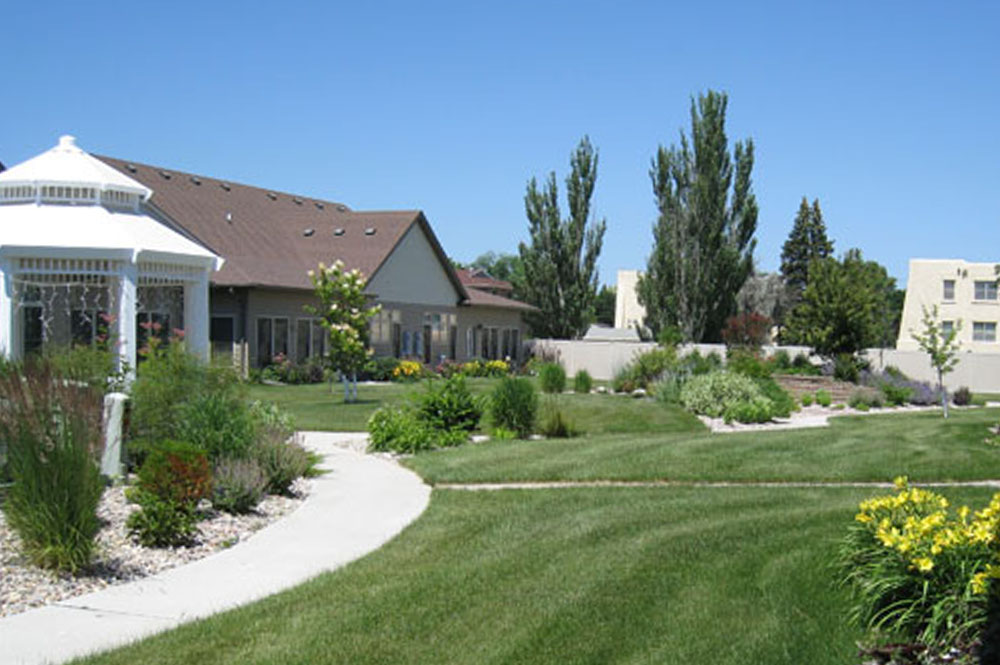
[
  {"xmin": 466, "ymin": 327, "xmax": 475, "ymax": 358},
  {"xmin": 940, "ymin": 320, "xmax": 955, "ymax": 338},
  {"xmin": 973, "ymin": 321, "xmax": 997, "ymax": 342},
  {"xmin": 975, "ymin": 281, "xmax": 998, "ymax": 301},
  {"xmin": 943, "ymin": 279, "xmax": 955, "ymax": 301},
  {"xmin": 256, "ymin": 317, "xmax": 289, "ymax": 367}
]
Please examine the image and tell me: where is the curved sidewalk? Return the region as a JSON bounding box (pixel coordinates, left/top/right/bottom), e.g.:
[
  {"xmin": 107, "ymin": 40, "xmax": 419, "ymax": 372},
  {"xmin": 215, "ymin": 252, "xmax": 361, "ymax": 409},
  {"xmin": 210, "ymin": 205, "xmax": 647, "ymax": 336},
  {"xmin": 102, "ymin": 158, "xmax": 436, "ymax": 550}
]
[{"xmin": 0, "ymin": 432, "xmax": 431, "ymax": 665}]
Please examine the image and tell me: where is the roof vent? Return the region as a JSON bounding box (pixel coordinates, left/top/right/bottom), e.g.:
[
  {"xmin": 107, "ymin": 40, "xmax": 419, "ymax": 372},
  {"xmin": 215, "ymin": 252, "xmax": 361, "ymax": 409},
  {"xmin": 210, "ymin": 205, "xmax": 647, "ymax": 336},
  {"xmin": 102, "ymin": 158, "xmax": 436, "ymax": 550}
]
[
  {"xmin": 303, "ymin": 228, "xmax": 315, "ymax": 237},
  {"xmin": 364, "ymin": 227, "xmax": 376, "ymax": 236},
  {"xmin": 159, "ymin": 170, "xmax": 172, "ymax": 180},
  {"xmin": 220, "ymin": 182, "xmax": 231, "ymax": 191},
  {"xmin": 225, "ymin": 212, "xmax": 233, "ymax": 223},
  {"xmin": 336, "ymin": 204, "xmax": 347, "ymax": 212},
  {"xmin": 190, "ymin": 176, "xmax": 202, "ymax": 185},
  {"xmin": 125, "ymin": 163, "xmax": 137, "ymax": 173},
  {"xmin": 293, "ymin": 197, "xmax": 303, "ymax": 205},
  {"xmin": 267, "ymin": 192, "xmax": 278, "ymax": 201},
  {"xmin": 314, "ymin": 202, "xmax": 324, "ymax": 210},
  {"xmin": 333, "ymin": 228, "xmax": 345, "ymax": 236}
]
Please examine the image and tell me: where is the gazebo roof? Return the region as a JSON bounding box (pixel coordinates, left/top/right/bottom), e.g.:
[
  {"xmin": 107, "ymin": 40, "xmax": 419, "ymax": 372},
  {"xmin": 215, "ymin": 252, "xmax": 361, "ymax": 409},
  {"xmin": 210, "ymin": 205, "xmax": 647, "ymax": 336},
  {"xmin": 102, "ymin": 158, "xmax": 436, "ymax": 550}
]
[
  {"xmin": 0, "ymin": 135, "xmax": 151, "ymax": 199},
  {"xmin": 0, "ymin": 136, "xmax": 220, "ymax": 270}
]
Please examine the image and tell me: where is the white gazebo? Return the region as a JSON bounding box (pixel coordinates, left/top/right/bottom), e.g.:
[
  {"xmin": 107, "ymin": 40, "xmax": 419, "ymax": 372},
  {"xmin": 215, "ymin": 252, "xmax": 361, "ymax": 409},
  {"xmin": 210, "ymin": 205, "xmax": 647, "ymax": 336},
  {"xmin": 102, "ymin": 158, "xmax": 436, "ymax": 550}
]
[{"xmin": 0, "ymin": 135, "xmax": 222, "ymax": 373}]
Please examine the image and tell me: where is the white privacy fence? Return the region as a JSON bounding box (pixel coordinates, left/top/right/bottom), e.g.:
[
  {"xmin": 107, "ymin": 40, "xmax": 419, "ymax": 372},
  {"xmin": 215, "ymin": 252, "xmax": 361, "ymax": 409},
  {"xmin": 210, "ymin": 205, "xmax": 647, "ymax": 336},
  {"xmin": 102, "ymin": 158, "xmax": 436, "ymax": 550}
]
[{"xmin": 530, "ymin": 339, "xmax": 1000, "ymax": 393}]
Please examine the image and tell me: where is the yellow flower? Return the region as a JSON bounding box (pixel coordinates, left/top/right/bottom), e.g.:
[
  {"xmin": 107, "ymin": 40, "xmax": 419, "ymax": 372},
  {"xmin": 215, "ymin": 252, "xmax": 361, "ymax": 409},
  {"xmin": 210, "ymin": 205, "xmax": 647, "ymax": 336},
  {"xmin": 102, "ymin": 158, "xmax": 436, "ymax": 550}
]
[
  {"xmin": 894, "ymin": 476, "xmax": 909, "ymax": 490},
  {"xmin": 912, "ymin": 557, "xmax": 934, "ymax": 573}
]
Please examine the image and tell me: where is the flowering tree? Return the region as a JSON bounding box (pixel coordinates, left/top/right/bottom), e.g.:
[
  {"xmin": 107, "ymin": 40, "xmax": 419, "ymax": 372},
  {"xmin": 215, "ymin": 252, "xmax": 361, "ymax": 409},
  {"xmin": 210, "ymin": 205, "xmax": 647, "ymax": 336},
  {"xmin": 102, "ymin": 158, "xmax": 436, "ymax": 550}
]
[
  {"xmin": 306, "ymin": 261, "xmax": 380, "ymax": 402},
  {"xmin": 911, "ymin": 305, "xmax": 961, "ymax": 419}
]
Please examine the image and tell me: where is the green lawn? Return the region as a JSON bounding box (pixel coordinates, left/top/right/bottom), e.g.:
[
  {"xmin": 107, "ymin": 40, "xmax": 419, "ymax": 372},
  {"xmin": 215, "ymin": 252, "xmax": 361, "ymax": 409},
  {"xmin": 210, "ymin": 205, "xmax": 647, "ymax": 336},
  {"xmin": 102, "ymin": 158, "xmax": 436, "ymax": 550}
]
[
  {"xmin": 80, "ymin": 486, "xmax": 1000, "ymax": 665},
  {"xmin": 408, "ymin": 406, "xmax": 1000, "ymax": 484},
  {"xmin": 72, "ymin": 384, "xmax": 1000, "ymax": 664},
  {"xmin": 247, "ymin": 379, "xmax": 705, "ymax": 436}
]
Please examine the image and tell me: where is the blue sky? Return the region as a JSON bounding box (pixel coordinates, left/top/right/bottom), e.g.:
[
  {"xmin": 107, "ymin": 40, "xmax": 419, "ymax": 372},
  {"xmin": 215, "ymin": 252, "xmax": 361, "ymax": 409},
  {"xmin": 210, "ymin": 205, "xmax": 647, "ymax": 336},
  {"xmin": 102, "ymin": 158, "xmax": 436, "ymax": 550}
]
[{"xmin": 3, "ymin": 1, "xmax": 997, "ymax": 288}]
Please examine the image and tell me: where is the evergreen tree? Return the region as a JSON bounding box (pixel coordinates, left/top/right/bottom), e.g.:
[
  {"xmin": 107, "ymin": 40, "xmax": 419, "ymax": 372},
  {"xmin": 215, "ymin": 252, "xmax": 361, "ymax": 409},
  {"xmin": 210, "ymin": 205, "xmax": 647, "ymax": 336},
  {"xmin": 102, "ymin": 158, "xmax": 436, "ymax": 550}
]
[
  {"xmin": 780, "ymin": 197, "xmax": 834, "ymax": 297},
  {"xmin": 594, "ymin": 285, "xmax": 616, "ymax": 326},
  {"xmin": 518, "ymin": 136, "xmax": 607, "ymax": 339},
  {"xmin": 637, "ymin": 91, "xmax": 758, "ymax": 342}
]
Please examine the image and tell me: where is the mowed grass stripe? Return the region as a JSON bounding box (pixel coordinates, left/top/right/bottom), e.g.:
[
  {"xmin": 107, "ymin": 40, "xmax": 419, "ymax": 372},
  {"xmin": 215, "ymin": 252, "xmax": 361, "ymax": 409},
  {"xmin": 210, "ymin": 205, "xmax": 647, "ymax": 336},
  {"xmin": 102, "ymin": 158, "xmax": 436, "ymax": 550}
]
[
  {"xmin": 74, "ymin": 486, "xmax": 1000, "ymax": 665},
  {"xmin": 407, "ymin": 408, "xmax": 1000, "ymax": 484}
]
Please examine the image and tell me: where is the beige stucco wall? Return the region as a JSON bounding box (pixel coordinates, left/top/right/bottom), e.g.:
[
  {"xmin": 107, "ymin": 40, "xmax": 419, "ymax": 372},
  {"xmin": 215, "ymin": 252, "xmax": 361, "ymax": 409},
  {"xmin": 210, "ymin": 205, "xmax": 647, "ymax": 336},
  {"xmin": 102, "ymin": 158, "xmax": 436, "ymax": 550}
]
[
  {"xmin": 366, "ymin": 224, "xmax": 460, "ymax": 308},
  {"xmin": 897, "ymin": 259, "xmax": 1000, "ymax": 353},
  {"xmin": 614, "ymin": 269, "xmax": 645, "ymax": 330}
]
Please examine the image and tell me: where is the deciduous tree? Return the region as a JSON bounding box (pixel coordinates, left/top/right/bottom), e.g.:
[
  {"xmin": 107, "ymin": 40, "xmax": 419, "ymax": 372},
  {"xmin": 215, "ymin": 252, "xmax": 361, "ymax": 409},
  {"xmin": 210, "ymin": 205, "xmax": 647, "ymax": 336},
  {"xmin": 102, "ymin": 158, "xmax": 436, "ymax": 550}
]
[
  {"xmin": 911, "ymin": 305, "xmax": 961, "ymax": 418},
  {"xmin": 518, "ymin": 136, "xmax": 606, "ymax": 339},
  {"xmin": 306, "ymin": 261, "xmax": 380, "ymax": 402},
  {"xmin": 637, "ymin": 90, "xmax": 758, "ymax": 342}
]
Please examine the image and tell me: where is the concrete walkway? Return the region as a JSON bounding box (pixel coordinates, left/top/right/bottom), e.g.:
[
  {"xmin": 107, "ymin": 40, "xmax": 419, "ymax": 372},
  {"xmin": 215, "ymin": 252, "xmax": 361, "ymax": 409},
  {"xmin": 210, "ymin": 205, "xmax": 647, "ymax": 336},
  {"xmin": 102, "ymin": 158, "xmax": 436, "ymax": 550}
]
[{"xmin": 0, "ymin": 432, "xmax": 431, "ymax": 665}]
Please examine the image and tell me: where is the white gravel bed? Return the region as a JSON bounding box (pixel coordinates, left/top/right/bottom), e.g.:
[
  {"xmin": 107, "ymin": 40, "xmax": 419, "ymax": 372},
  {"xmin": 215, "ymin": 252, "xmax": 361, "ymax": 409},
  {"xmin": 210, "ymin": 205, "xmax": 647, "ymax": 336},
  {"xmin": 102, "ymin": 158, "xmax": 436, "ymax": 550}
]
[
  {"xmin": 699, "ymin": 403, "xmax": 944, "ymax": 433},
  {"xmin": 0, "ymin": 478, "xmax": 309, "ymax": 618}
]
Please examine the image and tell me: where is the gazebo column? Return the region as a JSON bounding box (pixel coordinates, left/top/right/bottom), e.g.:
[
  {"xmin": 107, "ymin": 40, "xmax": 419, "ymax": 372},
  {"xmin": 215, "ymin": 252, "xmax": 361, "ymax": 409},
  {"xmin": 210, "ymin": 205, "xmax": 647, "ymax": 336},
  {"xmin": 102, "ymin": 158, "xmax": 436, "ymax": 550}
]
[
  {"xmin": 184, "ymin": 270, "xmax": 210, "ymax": 361},
  {"xmin": 115, "ymin": 263, "xmax": 138, "ymax": 376},
  {"xmin": 0, "ymin": 259, "xmax": 13, "ymax": 359}
]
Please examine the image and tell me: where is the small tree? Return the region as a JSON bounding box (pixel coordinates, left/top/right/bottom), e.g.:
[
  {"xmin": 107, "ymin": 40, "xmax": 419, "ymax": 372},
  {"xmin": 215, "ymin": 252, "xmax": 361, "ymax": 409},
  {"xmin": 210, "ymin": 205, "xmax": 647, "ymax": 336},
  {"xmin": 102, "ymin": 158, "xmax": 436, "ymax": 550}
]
[
  {"xmin": 911, "ymin": 305, "xmax": 961, "ymax": 418},
  {"xmin": 306, "ymin": 261, "xmax": 380, "ymax": 403}
]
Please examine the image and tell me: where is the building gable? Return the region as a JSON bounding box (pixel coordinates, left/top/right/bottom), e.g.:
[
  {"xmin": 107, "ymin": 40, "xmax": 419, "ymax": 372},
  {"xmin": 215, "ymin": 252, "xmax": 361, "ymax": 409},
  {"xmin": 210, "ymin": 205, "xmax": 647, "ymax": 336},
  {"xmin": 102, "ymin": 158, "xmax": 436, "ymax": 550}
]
[{"xmin": 367, "ymin": 222, "xmax": 463, "ymax": 307}]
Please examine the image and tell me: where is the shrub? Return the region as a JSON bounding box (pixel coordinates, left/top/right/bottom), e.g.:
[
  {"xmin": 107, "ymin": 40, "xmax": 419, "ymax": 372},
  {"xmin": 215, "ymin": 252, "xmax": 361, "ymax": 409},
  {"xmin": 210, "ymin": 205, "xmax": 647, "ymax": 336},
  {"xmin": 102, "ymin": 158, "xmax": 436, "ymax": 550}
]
[
  {"xmin": 656, "ymin": 325, "xmax": 683, "ymax": 348},
  {"xmin": 573, "ymin": 370, "xmax": 593, "ymax": 394},
  {"xmin": 613, "ymin": 348, "xmax": 676, "ymax": 392},
  {"xmin": 489, "ymin": 377, "xmax": 538, "ymax": 438},
  {"xmin": 539, "ymin": 407, "xmax": 578, "ymax": 438},
  {"xmin": 880, "ymin": 382, "xmax": 913, "ymax": 407},
  {"xmin": 953, "ymin": 386, "xmax": 972, "ymax": 407},
  {"xmin": 252, "ymin": 437, "xmax": 312, "ymax": 496},
  {"xmin": 249, "ymin": 400, "xmax": 295, "ymax": 439},
  {"xmin": 727, "ymin": 349, "xmax": 772, "ymax": 379},
  {"xmin": 815, "ymin": 389, "xmax": 832, "ymax": 407},
  {"xmin": 137, "ymin": 441, "xmax": 212, "ymax": 508},
  {"xmin": 754, "ymin": 377, "xmax": 795, "ymax": 418},
  {"xmin": 839, "ymin": 479, "xmax": 1000, "ymax": 651},
  {"xmin": 538, "ymin": 363, "xmax": 567, "ymax": 394},
  {"xmin": 771, "ymin": 350, "xmax": 792, "ymax": 371},
  {"xmin": 211, "ymin": 457, "xmax": 268, "ymax": 514},
  {"xmin": 415, "ymin": 376, "xmax": 484, "ymax": 433},
  {"xmin": 362, "ymin": 356, "xmax": 401, "ymax": 381},
  {"xmin": 262, "ymin": 355, "xmax": 326, "ymax": 384},
  {"xmin": 126, "ymin": 491, "xmax": 198, "ymax": 548},
  {"xmin": 800, "ymin": 393, "xmax": 813, "ymax": 407},
  {"xmin": 848, "ymin": 389, "xmax": 883, "ymax": 410},
  {"xmin": 176, "ymin": 393, "xmax": 258, "ymax": 462},
  {"xmin": 677, "ymin": 349, "xmax": 723, "ymax": 376},
  {"xmin": 679, "ymin": 371, "xmax": 775, "ymax": 424},
  {"xmin": 0, "ymin": 360, "xmax": 104, "ymax": 573},
  {"xmin": 367, "ymin": 407, "xmax": 436, "ymax": 454},
  {"xmin": 653, "ymin": 369, "xmax": 687, "ymax": 405},
  {"xmin": 833, "ymin": 353, "xmax": 862, "ymax": 383},
  {"xmin": 490, "ymin": 427, "xmax": 517, "ymax": 440}
]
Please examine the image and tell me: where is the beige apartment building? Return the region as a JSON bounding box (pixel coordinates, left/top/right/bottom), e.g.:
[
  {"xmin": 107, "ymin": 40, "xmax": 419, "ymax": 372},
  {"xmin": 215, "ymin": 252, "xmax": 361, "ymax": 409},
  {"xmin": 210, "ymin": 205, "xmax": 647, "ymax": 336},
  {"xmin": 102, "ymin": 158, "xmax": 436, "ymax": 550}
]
[{"xmin": 896, "ymin": 259, "xmax": 1000, "ymax": 353}]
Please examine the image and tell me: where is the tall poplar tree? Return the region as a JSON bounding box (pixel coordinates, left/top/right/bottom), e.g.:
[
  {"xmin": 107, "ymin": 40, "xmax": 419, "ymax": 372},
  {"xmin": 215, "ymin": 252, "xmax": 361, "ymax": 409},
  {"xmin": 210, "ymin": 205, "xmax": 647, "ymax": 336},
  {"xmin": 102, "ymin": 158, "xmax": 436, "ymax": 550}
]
[
  {"xmin": 637, "ymin": 91, "xmax": 758, "ymax": 342},
  {"xmin": 518, "ymin": 136, "xmax": 607, "ymax": 339},
  {"xmin": 780, "ymin": 197, "xmax": 834, "ymax": 297}
]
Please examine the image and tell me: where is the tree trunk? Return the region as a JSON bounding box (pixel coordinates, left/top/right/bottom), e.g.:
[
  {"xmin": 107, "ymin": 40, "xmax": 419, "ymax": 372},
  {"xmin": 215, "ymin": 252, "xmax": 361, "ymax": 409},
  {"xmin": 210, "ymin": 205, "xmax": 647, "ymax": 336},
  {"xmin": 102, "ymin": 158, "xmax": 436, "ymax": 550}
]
[{"xmin": 939, "ymin": 368, "xmax": 949, "ymax": 419}]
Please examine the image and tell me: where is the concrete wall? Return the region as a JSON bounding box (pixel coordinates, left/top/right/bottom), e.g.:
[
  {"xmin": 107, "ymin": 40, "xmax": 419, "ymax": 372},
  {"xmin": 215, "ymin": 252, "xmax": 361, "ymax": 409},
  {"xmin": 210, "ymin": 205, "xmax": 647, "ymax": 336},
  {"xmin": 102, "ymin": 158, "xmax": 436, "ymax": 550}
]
[
  {"xmin": 614, "ymin": 269, "xmax": 645, "ymax": 330},
  {"xmin": 897, "ymin": 258, "xmax": 1000, "ymax": 352},
  {"xmin": 531, "ymin": 338, "xmax": 1000, "ymax": 392}
]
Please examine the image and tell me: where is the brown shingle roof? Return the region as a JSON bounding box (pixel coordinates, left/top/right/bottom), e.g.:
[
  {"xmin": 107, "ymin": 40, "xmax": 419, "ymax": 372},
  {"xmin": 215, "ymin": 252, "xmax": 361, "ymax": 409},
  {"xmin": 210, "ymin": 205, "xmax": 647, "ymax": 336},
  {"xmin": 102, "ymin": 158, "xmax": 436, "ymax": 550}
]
[
  {"xmin": 96, "ymin": 155, "xmax": 465, "ymax": 296},
  {"xmin": 462, "ymin": 287, "xmax": 536, "ymax": 311},
  {"xmin": 455, "ymin": 267, "xmax": 514, "ymax": 293}
]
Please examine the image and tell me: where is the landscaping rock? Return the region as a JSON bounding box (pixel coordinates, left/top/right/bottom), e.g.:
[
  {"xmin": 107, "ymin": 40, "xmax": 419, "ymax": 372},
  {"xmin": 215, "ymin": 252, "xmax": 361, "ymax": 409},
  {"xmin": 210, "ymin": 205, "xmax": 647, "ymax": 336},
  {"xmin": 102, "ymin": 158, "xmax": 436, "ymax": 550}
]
[{"xmin": 0, "ymin": 479, "xmax": 309, "ymax": 618}]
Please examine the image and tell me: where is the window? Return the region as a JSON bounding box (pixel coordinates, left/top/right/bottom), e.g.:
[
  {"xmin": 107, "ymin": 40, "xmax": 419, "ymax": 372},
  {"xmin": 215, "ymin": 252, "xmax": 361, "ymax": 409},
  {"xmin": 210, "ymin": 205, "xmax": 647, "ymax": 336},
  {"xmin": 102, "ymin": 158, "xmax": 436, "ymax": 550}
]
[
  {"xmin": 466, "ymin": 327, "xmax": 475, "ymax": 358},
  {"xmin": 256, "ymin": 317, "xmax": 289, "ymax": 367},
  {"xmin": 940, "ymin": 321, "xmax": 955, "ymax": 338},
  {"xmin": 975, "ymin": 281, "xmax": 998, "ymax": 301},
  {"xmin": 136, "ymin": 311, "xmax": 171, "ymax": 351},
  {"xmin": 973, "ymin": 321, "xmax": 997, "ymax": 342},
  {"xmin": 510, "ymin": 329, "xmax": 520, "ymax": 361},
  {"xmin": 943, "ymin": 279, "xmax": 955, "ymax": 301},
  {"xmin": 296, "ymin": 318, "xmax": 327, "ymax": 362}
]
